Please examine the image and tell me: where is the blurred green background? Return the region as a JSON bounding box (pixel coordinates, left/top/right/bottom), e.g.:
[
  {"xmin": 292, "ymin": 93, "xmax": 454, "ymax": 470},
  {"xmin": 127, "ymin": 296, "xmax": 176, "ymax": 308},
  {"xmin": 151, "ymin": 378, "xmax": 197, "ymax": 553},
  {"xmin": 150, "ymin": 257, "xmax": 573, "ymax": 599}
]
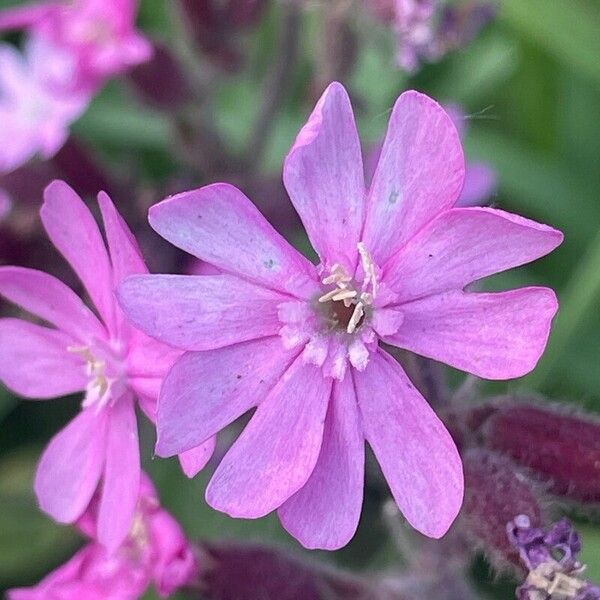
[{"xmin": 1, "ymin": 0, "xmax": 599, "ymax": 597}]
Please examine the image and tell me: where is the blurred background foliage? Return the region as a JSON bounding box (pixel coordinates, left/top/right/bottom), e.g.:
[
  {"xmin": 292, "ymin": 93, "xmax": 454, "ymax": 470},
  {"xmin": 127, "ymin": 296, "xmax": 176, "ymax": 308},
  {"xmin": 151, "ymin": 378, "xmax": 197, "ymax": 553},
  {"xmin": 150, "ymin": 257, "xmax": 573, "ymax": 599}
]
[{"xmin": 1, "ymin": 0, "xmax": 599, "ymax": 598}]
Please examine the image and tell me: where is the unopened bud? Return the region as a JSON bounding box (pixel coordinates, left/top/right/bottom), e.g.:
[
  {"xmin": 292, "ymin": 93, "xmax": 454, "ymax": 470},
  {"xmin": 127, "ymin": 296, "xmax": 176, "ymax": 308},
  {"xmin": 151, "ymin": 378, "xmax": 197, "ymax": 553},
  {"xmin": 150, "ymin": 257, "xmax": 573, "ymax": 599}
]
[
  {"xmin": 461, "ymin": 448, "xmax": 544, "ymax": 567},
  {"xmin": 177, "ymin": 0, "xmax": 267, "ymax": 71},
  {"xmin": 483, "ymin": 403, "xmax": 600, "ymax": 503},
  {"xmin": 197, "ymin": 541, "xmax": 390, "ymax": 599},
  {"xmin": 128, "ymin": 43, "xmax": 193, "ymax": 110}
]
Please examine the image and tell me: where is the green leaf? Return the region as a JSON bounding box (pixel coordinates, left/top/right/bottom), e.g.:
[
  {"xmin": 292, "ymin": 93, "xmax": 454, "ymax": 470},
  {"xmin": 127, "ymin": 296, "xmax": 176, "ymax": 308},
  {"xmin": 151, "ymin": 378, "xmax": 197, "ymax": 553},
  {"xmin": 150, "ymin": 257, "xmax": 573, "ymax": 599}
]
[
  {"xmin": 523, "ymin": 230, "xmax": 600, "ymax": 392},
  {"xmin": 0, "ymin": 448, "xmax": 79, "ymax": 586},
  {"xmin": 501, "ymin": 0, "xmax": 600, "ymax": 91}
]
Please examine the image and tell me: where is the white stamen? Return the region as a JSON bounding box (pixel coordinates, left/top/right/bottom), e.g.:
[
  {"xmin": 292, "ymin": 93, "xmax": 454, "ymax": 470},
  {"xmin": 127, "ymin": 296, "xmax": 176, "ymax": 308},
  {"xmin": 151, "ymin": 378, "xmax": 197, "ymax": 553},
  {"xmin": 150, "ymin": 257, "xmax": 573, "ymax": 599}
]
[
  {"xmin": 358, "ymin": 241, "xmax": 378, "ymax": 299},
  {"xmin": 331, "ymin": 289, "xmax": 357, "ymax": 302},
  {"xmin": 318, "ymin": 289, "xmax": 342, "ymax": 303},
  {"xmin": 347, "ymin": 302, "xmax": 364, "ymax": 334},
  {"xmin": 318, "ymin": 244, "xmax": 379, "ymax": 334}
]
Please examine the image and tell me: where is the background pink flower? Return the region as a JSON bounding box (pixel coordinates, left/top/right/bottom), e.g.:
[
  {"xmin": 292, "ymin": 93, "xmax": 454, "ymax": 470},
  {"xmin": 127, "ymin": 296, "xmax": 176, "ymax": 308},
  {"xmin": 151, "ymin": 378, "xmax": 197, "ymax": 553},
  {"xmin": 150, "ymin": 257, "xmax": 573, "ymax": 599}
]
[
  {"xmin": 0, "ymin": 0, "xmax": 152, "ymax": 93},
  {"xmin": 7, "ymin": 473, "xmax": 198, "ymax": 600},
  {"xmin": 118, "ymin": 83, "xmax": 562, "ymax": 550},
  {"xmin": 0, "ymin": 181, "xmax": 211, "ymax": 551},
  {"xmin": 0, "ymin": 38, "xmax": 90, "ymax": 175}
]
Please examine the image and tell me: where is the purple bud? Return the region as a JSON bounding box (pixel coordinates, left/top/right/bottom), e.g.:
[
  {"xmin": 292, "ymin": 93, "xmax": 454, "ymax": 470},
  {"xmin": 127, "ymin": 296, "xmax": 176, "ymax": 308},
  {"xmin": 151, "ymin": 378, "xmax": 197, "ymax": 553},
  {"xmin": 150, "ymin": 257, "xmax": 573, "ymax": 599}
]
[
  {"xmin": 461, "ymin": 448, "xmax": 544, "ymax": 566},
  {"xmin": 196, "ymin": 542, "xmax": 392, "ymax": 599},
  {"xmin": 177, "ymin": 0, "xmax": 267, "ymax": 71},
  {"xmin": 127, "ymin": 43, "xmax": 193, "ymax": 110},
  {"xmin": 483, "ymin": 404, "xmax": 600, "ymax": 503}
]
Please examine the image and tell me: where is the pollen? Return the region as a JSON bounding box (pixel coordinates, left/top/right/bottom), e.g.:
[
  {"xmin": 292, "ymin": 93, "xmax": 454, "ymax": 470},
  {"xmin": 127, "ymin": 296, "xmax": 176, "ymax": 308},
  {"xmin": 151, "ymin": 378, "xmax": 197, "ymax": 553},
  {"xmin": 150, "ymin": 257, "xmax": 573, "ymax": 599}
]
[{"xmin": 318, "ymin": 243, "xmax": 379, "ymax": 334}]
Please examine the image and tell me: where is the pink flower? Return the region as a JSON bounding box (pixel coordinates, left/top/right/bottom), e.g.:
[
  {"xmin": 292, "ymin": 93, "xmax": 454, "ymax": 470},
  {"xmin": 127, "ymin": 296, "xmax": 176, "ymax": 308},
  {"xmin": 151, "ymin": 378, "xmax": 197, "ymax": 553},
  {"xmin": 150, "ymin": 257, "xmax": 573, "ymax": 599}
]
[
  {"xmin": 8, "ymin": 473, "xmax": 198, "ymax": 600},
  {"xmin": 118, "ymin": 83, "xmax": 563, "ymax": 549},
  {"xmin": 0, "ymin": 0, "xmax": 152, "ymax": 93},
  {"xmin": 0, "ymin": 38, "xmax": 90, "ymax": 175},
  {"xmin": 0, "ymin": 181, "xmax": 212, "ymax": 551},
  {"xmin": 365, "ymin": 103, "xmax": 498, "ymax": 207}
]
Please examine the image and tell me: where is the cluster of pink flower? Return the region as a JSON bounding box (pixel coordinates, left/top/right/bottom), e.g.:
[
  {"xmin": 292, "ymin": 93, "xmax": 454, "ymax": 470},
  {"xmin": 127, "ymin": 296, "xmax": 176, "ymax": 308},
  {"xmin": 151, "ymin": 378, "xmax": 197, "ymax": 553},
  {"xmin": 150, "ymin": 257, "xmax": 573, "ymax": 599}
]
[
  {"xmin": 0, "ymin": 66, "xmax": 563, "ymax": 597},
  {"xmin": 0, "ymin": 0, "xmax": 151, "ymax": 175}
]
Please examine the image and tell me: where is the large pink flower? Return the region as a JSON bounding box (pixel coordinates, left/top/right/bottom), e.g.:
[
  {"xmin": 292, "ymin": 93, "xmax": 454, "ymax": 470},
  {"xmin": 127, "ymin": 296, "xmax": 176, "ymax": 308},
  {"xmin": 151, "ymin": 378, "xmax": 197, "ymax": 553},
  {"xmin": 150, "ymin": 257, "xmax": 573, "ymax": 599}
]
[
  {"xmin": 118, "ymin": 83, "xmax": 563, "ymax": 549},
  {"xmin": 0, "ymin": 181, "xmax": 211, "ymax": 551},
  {"xmin": 8, "ymin": 473, "xmax": 198, "ymax": 600},
  {"xmin": 0, "ymin": 0, "xmax": 152, "ymax": 93}
]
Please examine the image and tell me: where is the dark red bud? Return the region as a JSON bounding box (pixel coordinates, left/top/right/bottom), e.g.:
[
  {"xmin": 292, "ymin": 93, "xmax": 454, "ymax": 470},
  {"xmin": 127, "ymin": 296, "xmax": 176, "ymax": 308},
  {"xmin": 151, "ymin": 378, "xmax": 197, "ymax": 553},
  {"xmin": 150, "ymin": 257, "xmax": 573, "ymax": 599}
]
[
  {"xmin": 483, "ymin": 404, "xmax": 600, "ymax": 504},
  {"xmin": 177, "ymin": 0, "xmax": 267, "ymax": 71},
  {"xmin": 196, "ymin": 542, "xmax": 391, "ymax": 600},
  {"xmin": 461, "ymin": 448, "xmax": 544, "ymax": 567},
  {"xmin": 127, "ymin": 43, "xmax": 193, "ymax": 110}
]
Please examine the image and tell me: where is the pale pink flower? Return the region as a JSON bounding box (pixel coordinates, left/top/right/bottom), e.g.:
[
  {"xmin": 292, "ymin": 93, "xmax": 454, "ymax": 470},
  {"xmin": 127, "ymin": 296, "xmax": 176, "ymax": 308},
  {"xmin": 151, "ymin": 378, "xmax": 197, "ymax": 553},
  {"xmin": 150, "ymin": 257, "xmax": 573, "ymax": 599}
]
[
  {"xmin": 0, "ymin": 0, "xmax": 152, "ymax": 92},
  {"xmin": 365, "ymin": 103, "xmax": 498, "ymax": 207},
  {"xmin": 8, "ymin": 473, "xmax": 198, "ymax": 600},
  {"xmin": 0, "ymin": 181, "xmax": 212, "ymax": 551},
  {"xmin": 0, "ymin": 38, "xmax": 90, "ymax": 175},
  {"xmin": 119, "ymin": 83, "xmax": 562, "ymax": 549}
]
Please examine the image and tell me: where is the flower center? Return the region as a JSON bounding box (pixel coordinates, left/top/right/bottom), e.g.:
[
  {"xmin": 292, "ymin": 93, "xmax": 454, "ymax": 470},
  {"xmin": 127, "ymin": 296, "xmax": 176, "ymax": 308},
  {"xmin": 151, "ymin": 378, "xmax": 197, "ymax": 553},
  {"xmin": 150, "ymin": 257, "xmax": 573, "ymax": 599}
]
[
  {"xmin": 68, "ymin": 339, "xmax": 127, "ymax": 411},
  {"xmin": 318, "ymin": 242, "xmax": 378, "ymax": 334}
]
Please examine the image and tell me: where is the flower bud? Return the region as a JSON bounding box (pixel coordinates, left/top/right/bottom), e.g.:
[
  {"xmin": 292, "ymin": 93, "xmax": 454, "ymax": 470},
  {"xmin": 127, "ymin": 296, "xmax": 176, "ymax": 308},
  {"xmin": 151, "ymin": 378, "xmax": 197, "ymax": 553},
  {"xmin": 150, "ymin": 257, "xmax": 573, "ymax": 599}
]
[
  {"xmin": 197, "ymin": 542, "xmax": 389, "ymax": 599},
  {"xmin": 461, "ymin": 448, "xmax": 544, "ymax": 567},
  {"xmin": 127, "ymin": 43, "xmax": 193, "ymax": 110},
  {"xmin": 177, "ymin": 0, "xmax": 267, "ymax": 71},
  {"xmin": 483, "ymin": 403, "xmax": 600, "ymax": 503}
]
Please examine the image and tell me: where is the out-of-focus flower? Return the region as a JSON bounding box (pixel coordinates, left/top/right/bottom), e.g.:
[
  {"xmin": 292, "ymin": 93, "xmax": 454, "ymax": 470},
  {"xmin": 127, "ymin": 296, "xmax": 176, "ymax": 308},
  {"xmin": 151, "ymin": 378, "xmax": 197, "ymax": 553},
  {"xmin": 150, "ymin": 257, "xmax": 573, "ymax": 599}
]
[
  {"xmin": 370, "ymin": 0, "xmax": 497, "ymax": 72},
  {"xmin": 365, "ymin": 103, "xmax": 497, "ymax": 207},
  {"xmin": 0, "ymin": 181, "xmax": 211, "ymax": 551},
  {"xmin": 483, "ymin": 403, "xmax": 600, "ymax": 504},
  {"xmin": 0, "ymin": 38, "xmax": 90, "ymax": 175},
  {"xmin": 508, "ymin": 515, "xmax": 600, "ymax": 600},
  {"xmin": 0, "ymin": 0, "xmax": 151, "ymax": 173},
  {"xmin": 0, "ymin": 0, "xmax": 152, "ymax": 92},
  {"xmin": 8, "ymin": 473, "xmax": 198, "ymax": 600},
  {"xmin": 119, "ymin": 82, "xmax": 562, "ymax": 549}
]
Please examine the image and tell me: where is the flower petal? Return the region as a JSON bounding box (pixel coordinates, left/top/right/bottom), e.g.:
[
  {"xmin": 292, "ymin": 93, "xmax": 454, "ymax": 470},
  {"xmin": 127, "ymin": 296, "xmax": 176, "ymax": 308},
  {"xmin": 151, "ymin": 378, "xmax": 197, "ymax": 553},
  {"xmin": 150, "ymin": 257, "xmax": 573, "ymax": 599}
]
[
  {"xmin": 283, "ymin": 82, "xmax": 365, "ymax": 269},
  {"xmin": 97, "ymin": 394, "xmax": 141, "ymax": 552},
  {"xmin": 387, "ymin": 288, "xmax": 559, "ymax": 379},
  {"xmin": 355, "ymin": 350, "xmax": 463, "ymax": 538},
  {"xmin": 148, "ymin": 183, "xmax": 318, "ymax": 298},
  {"xmin": 178, "ymin": 437, "xmax": 217, "ymax": 478},
  {"xmin": 156, "ymin": 337, "xmax": 299, "ymax": 457},
  {"xmin": 41, "ymin": 181, "xmax": 116, "ymax": 331},
  {"xmin": 0, "ymin": 267, "xmax": 106, "ymax": 343},
  {"xmin": 278, "ymin": 374, "xmax": 364, "ymax": 550},
  {"xmin": 35, "ymin": 407, "xmax": 109, "ymax": 524},
  {"xmin": 384, "ymin": 207, "xmax": 564, "ymax": 303},
  {"xmin": 362, "ymin": 91, "xmax": 464, "ymax": 265},
  {"xmin": 206, "ymin": 356, "xmax": 331, "ymax": 518},
  {"xmin": 0, "ymin": 267, "xmax": 106, "ymax": 342},
  {"xmin": 97, "ymin": 191, "xmax": 147, "ymax": 284},
  {"xmin": 0, "ymin": 318, "xmax": 87, "ymax": 398},
  {"xmin": 118, "ymin": 274, "xmax": 289, "ymax": 351}
]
